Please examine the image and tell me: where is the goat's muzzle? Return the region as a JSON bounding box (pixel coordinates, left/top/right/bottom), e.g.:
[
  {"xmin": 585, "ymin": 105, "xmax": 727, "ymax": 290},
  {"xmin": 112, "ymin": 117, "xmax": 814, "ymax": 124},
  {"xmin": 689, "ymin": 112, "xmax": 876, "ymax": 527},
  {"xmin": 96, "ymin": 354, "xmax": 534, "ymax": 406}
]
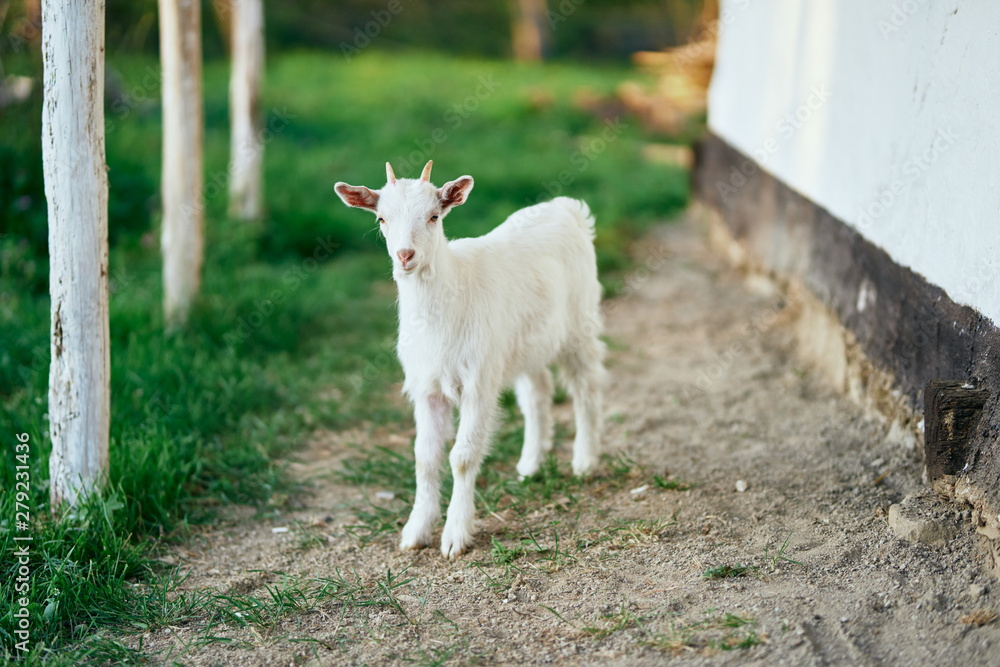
[{"xmin": 397, "ymin": 248, "xmax": 416, "ymax": 271}]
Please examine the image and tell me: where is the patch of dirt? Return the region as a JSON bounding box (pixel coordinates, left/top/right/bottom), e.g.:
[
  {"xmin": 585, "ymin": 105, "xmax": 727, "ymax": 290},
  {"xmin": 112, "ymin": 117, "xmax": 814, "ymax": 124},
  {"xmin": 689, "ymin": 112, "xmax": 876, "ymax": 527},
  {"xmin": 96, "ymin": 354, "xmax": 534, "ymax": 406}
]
[{"xmin": 137, "ymin": 219, "xmax": 1000, "ymax": 665}]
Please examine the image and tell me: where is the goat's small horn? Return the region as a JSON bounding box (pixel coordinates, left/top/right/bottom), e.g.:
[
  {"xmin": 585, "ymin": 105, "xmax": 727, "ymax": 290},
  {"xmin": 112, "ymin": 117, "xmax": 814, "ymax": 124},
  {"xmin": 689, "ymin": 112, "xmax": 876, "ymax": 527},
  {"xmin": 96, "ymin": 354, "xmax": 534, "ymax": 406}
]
[
  {"xmin": 386, "ymin": 162, "xmax": 397, "ymax": 184},
  {"xmin": 420, "ymin": 160, "xmax": 433, "ymax": 182}
]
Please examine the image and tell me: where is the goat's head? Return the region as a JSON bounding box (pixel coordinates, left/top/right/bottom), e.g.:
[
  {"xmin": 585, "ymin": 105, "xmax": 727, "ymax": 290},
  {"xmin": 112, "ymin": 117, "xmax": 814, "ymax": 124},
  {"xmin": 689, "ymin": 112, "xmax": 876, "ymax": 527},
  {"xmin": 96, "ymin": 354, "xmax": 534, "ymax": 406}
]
[{"xmin": 335, "ymin": 161, "xmax": 473, "ymax": 279}]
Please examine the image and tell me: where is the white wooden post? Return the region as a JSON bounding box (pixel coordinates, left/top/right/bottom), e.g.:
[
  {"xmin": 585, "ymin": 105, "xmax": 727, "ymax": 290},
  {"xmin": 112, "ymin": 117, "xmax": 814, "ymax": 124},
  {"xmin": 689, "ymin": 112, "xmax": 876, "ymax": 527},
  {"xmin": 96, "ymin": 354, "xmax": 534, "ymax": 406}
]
[
  {"xmin": 159, "ymin": 0, "xmax": 204, "ymax": 327},
  {"xmin": 41, "ymin": 0, "xmax": 110, "ymax": 507},
  {"xmin": 228, "ymin": 0, "xmax": 264, "ymax": 220}
]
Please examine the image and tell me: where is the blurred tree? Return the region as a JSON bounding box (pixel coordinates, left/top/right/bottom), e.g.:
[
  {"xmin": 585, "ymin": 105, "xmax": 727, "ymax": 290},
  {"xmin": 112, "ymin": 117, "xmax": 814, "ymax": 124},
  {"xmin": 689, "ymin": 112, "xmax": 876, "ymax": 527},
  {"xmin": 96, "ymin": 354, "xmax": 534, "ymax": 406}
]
[
  {"xmin": 41, "ymin": 0, "xmax": 110, "ymax": 507},
  {"xmin": 228, "ymin": 0, "xmax": 264, "ymax": 221},
  {"xmin": 509, "ymin": 0, "xmax": 548, "ymax": 61},
  {"xmin": 158, "ymin": 0, "xmax": 204, "ymax": 328},
  {"xmin": 0, "ymin": 1, "xmax": 11, "ymax": 60}
]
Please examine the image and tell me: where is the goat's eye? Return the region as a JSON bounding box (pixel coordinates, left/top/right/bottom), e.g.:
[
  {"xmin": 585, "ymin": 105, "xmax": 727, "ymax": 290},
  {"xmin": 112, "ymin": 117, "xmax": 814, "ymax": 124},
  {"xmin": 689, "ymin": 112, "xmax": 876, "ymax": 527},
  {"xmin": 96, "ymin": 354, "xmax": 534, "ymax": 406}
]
[
  {"xmin": 430, "ymin": 215, "xmax": 439, "ymax": 222},
  {"xmin": 378, "ymin": 217, "xmax": 385, "ymax": 225}
]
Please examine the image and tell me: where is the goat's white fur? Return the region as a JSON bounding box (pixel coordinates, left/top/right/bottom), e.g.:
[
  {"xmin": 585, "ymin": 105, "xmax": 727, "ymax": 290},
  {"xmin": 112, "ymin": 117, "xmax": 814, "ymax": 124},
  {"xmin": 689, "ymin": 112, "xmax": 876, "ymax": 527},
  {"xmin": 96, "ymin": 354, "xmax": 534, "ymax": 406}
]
[{"xmin": 335, "ymin": 161, "xmax": 605, "ymax": 559}]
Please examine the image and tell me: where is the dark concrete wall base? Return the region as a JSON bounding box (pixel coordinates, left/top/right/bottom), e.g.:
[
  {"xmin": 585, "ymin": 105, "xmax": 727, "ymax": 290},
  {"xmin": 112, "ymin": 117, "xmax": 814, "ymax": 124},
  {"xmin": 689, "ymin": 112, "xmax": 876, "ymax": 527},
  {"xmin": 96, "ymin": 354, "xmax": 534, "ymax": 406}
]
[
  {"xmin": 692, "ymin": 132, "xmax": 1000, "ymax": 515},
  {"xmin": 938, "ymin": 476, "xmax": 1000, "ymax": 579}
]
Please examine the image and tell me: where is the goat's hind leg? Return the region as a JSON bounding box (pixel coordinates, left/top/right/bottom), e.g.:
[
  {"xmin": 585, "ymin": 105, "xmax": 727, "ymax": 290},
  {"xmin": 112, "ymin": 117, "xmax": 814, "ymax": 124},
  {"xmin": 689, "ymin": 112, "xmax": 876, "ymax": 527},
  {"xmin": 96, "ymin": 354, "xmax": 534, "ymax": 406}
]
[
  {"xmin": 515, "ymin": 368, "xmax": 554, "ymax": 479},
  {"xmin": 561, "ymin": 336, "xmax": 606, "ymax": 477},
  {"xmin": 400, "ymin": 393, "xmax": 453, "ymax": 551}
]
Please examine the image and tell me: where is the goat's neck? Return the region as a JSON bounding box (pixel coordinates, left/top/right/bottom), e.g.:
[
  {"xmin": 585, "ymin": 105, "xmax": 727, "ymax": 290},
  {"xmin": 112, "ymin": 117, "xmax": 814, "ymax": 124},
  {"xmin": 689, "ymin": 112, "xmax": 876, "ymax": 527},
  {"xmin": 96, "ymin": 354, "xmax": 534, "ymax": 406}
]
[{"xmin": 396, "ymin": 239, "xmax": 459, "ymax": 322}]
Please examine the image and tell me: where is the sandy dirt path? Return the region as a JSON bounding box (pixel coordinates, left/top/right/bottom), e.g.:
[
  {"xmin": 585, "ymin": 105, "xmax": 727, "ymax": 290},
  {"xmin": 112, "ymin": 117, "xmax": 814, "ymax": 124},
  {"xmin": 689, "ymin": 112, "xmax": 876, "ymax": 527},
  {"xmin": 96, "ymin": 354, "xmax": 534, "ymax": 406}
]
[{"xmin": 139, "ymin": 219, "xmax": 1000, "ymax": 666}]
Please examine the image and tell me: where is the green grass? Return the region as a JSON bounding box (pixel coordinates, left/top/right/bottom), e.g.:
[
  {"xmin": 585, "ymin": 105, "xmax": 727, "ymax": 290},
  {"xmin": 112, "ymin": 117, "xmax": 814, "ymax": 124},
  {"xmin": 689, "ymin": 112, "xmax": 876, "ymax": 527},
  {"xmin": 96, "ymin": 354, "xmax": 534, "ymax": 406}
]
[
  {"xmin": 702, "ymin": 563, "xmax": 756, "ymax": 580},
  {"xmin": 765, "ymin": 532, "xmax": 803, "ymax": 569},
  {"xmin": 0, "ymin": 48, "xmax": 690, "ymax": 662},
  {"xmin": 545, "ymin": 601, "xmax": 762, "ymax": 655},
  {"xmin": 467, "ymin": 536, "xmax": 526, "ymax": 597},
  {"xmin": 489, "ymin": 535, "xmax": 525, "ymax": 566},
  {"xmin": 578, "ymin": 515, "xmax": 678, "ymax": 551},
  {"xmin": 581, "ymin": 602, "xmax": 645, "ymax": 639},
  {"xmin": 701, "ymin": 533, "xmax": 802, "ymax": 584},
  {"xmin": 652, "ymin": 474, "xmax": 695, "ymax": 491},
  {"xmin": 645, "ymin": 611, "xmax": 762, "ymax": 653},
  {"xmin": 205, "ymin": 567, "xmax": 415, "ymax": 632}
]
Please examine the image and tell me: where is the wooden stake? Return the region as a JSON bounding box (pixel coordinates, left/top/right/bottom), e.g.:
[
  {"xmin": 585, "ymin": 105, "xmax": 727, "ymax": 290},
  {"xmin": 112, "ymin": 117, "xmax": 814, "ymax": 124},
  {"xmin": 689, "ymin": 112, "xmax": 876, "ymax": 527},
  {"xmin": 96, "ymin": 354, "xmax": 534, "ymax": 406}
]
[
  {"xmin": 42, "ymin": 0, "xmax": 110, "ymax": 507},
  {"xmin": 159, "ymin": 0, "xmax": 204, "ymax": 328},
  {"xmin": 228, "ymin": 0, "xmax": 264, "ymax": 221}
]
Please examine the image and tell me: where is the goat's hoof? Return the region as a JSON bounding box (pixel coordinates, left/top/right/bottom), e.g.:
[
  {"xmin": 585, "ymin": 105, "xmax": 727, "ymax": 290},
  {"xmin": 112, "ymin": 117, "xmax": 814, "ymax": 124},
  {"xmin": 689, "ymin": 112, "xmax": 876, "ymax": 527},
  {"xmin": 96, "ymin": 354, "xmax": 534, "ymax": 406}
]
[
  {"xmin": 441, "ymin": 540, "xmax": 469, "ymax": 560},
  {"xmin": 399, "ymin": 536, "xmax": 428, "ymax": 552},
  {"xmin": 399, "ymin": 522, "xmax": 434, "ymax": 551},
  {"xmin": 572, "ymin": 459, "xmax": 596, "ymax": 477},
  {"xmin": 516, "ymin": 460, "xmax": 540, "ymax": 479},
  {"xmin": 440, "ymin": 524, "xmax": 473, "ymax": 560}
]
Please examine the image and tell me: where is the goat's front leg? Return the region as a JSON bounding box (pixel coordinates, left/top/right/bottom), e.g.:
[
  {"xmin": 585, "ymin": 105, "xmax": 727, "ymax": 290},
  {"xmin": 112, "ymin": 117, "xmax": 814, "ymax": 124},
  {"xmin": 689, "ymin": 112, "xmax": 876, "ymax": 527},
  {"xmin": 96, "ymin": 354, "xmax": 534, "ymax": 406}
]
[
  {"xmin": 440, "ymin": 388, "xmax": 498, "ymax": 559},
  {"xmin": 400, "ymin": 393, "xmax": 453, "ymax": 551}
]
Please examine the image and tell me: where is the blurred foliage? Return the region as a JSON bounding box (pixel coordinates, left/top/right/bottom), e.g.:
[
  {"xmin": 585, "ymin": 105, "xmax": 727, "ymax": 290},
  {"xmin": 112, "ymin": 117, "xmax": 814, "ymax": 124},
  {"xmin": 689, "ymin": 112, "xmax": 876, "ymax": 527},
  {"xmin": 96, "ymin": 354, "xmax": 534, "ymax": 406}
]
[
  {"xmin": 264, "ymin": 0, "xmax": 704, "ymax": 61},
  {"xmin": 1, "ymin": 49, "xmax": 690, "ymax": 301},
  {"xmin": 1, "ymin": 0, "xmax": 707, "ymax": 63}
]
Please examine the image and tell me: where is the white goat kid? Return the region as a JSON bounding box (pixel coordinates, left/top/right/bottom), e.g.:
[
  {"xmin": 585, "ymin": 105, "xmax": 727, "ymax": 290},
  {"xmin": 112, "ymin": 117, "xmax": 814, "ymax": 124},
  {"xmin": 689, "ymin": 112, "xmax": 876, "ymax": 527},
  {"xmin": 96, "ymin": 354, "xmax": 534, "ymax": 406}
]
[{"xmin": 335, "ymin": 160, "xmax": 605, "ymax": 559}]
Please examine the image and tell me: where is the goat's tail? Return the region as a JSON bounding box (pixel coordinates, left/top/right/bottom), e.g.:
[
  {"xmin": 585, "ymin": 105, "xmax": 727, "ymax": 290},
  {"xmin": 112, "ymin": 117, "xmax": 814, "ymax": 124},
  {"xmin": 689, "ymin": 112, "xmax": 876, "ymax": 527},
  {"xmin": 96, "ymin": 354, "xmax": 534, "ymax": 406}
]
[{"xmin": 554, "ymin": 197, "xmax": 596, "ymax": 239}]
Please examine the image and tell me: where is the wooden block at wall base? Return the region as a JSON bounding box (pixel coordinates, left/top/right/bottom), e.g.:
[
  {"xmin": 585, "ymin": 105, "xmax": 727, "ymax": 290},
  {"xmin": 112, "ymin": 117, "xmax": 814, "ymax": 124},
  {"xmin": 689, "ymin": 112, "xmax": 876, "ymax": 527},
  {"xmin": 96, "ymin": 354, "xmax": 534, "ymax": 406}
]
[{"xmin": 924, "ymin": 379, "xmax": 990, "ymax": 480}]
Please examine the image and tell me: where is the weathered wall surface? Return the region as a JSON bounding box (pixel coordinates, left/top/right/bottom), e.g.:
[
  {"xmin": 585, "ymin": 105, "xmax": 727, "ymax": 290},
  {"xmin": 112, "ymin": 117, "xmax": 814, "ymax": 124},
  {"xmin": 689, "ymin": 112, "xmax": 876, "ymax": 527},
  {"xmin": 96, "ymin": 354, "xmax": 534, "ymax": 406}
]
[
  {"xmin": 694, "ymin": 132, "xmax": 1000, "ymax": 556},
  {"xmin": 707, "ymin": 0, "xmax": 1000, "ymax": 327}
]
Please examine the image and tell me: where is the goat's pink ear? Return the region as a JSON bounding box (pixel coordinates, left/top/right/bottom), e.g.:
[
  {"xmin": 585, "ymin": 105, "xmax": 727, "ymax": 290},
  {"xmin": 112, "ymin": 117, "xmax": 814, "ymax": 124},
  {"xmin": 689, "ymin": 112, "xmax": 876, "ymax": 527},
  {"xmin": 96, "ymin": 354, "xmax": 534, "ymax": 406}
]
[
  {"xmin": 438, "ymin": 176, "xmax": 474, "ymax": 210},
  {"xmin": 335, "ymin": 182, "xmax": 379, "ymax": 212}
]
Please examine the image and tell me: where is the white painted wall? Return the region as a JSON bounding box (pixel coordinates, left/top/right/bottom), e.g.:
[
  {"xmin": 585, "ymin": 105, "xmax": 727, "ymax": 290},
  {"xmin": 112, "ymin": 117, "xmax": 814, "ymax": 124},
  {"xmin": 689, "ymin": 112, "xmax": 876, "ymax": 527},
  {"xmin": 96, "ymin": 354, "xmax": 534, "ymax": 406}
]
[{"xmin": 708, "ymin": 0, "xmax": 1000, "ymax": 325}]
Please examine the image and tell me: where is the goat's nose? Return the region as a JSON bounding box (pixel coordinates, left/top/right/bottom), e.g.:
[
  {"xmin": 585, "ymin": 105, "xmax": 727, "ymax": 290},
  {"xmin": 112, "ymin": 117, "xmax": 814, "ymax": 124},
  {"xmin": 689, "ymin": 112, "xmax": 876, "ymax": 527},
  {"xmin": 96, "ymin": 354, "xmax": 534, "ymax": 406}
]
[{"xmin": 397, "ymin": 249, "xmax": 415, "ymax": 265}]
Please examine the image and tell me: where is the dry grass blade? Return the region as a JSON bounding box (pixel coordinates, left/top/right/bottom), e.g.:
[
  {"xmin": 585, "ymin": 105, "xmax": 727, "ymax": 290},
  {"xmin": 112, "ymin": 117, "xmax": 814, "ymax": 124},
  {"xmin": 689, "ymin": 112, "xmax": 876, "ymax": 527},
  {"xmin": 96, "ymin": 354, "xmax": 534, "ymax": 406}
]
[{"xmin": 872, "ymin": 469, "xmax": 891, "ymax": 486}]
